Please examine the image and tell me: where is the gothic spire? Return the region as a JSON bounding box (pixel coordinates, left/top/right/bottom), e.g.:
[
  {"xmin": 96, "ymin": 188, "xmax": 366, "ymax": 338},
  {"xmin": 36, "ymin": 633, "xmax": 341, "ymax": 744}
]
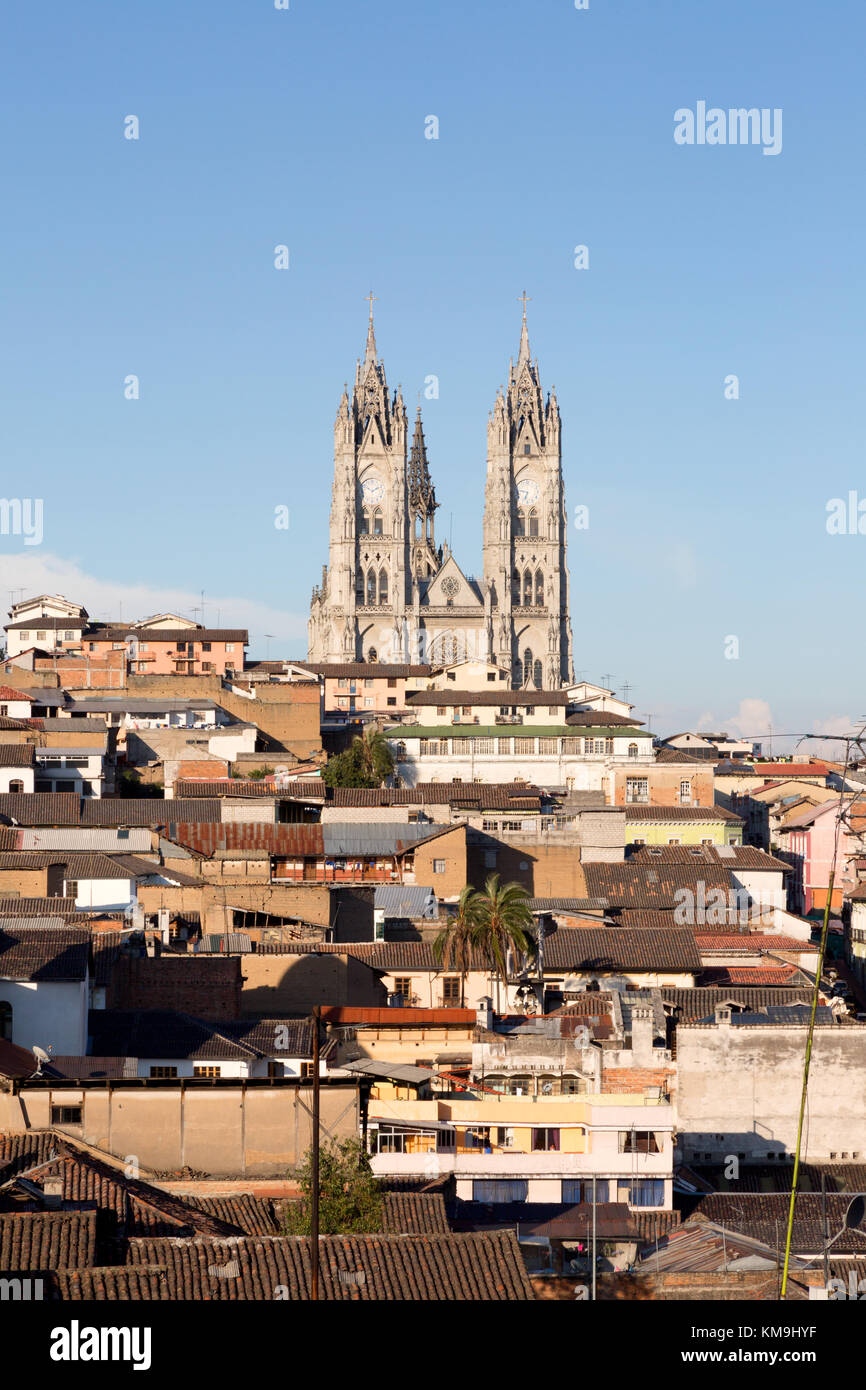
[
  {"xmin": 408, "ymin": 406, "xmax": 436, "ymax": 509},
  {"xmin": 516, "ymin": 290, "xmax": 532, "ymax": 371},
  {"xmin": 363, "ymin": 290, "xmax": 378, "ymax": 372}
]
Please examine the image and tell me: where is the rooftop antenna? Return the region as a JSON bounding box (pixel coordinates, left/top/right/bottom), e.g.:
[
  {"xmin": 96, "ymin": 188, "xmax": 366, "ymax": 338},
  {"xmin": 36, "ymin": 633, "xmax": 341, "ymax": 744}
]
[{"xmin": 621, "ymin": 681, "xmax": 633, "ymax": 704}]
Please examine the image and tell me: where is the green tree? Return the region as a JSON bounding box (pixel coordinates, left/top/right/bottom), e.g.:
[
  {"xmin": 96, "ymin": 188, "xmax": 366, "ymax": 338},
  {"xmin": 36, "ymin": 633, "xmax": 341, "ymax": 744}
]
[
  {"xmin": 322, "ymin": 726, "xmax": 394, "ymax": 789},
  {"xmin": 471, "ymin": 874, "xmax": 533, "ymax": 1009},
  {"xmin": 282, "ymin": 1136, "xmax": 383, "ymax": 1235},
  {"xmin": 432, "ymin": 884, "xmax": 480, "ymax": 1007}
]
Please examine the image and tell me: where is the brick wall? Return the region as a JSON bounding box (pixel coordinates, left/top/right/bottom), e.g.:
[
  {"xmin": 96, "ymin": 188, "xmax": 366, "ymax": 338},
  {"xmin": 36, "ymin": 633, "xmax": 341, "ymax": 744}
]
[
  {"xmin": 467, "ymin": 837, "xmax": 588, "ymax": 897},
  {"xmin": 412, "ymin": 825, "xmax": 468, "ymax": 899},
  {"xmin": 107, "ymin": 954, "xmax": 242, "ymax": 1018}
]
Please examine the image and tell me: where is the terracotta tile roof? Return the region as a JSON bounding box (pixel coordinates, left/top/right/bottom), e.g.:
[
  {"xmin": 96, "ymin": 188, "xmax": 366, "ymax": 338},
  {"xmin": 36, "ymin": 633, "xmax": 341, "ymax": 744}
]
[
  {"xmin": 630, "ymin": 844, "xmax": 787, "ymax": 871},
  {"xmin": 0, "ymin": 793, "xmax": 80, "ymax": 826},
  {"xmin": 686, "ymin": 1194, "xmax": 866, "ymax": 1254},
  {"xmin": 80, "ymin": 799, "xmax": 223, "ymax": 826},
  {"xmin": 661, "ymin": 986, "xmax": 814, "ymax": 1020},
  {"xmin": 717, "ymin": 762, "xmax": 830, "ymax": 778},
  {"xmin": 330, "ymin": 783, "xmax": 544, "ymax": 809},
  {"xmin": 694, "ymin": 934, "xmax": 810, "ymax": 953},
  {"xmin": 97, "ymin": 627, "xmax": 248, "ymax": 643},
  {"xmin": 0, "ymin": 851, "xmax": 139, "ymax": 879},
  {"xmin": 0, "ymin": 896, "xmax": 78, "ymax": 917},
  {"xmin": 654, "ymin": 749, "xmax": 710, "ymax": 764},
  {"xmin": 381, "ymin": 1191, "xmax": 450, "ymax": 1235},
  {"xmin": 0, "ymin": 1210, "xmax": 97, "ymax": 1269},
  {"xmin": 543, "ymin": 927, "xmax": 701, "ymax": 973},
  {"xmin": 87, "ymin": 1011, "xmax": 267, "ymax": 1061},
  {"xmin": 181, "ymin": 1196, "xmax": 282, "ymax": 1236},
  {"xmin": 256, "ymin": 941, "xmax": 493, "ymax": 972},
  {"xmin": 0, "ymin": 745, "xmax": 34, "ymax": 767},
  {"xmin": 625, "ymin": 805, "xmax": 742, "ymax": 822},
  {"xmin": 0, "ymin": 685, "xmax": 37, "ymax": 702},
  {"xmin": 407, "ymin": 689, "xmax": 571, "ymax": 707},
  {"xmin": 104, "ymin": 1230, "xmax": 534, "ymax": 1300},
  {"xmin": 583, "ymin": 862, "xmax": 733, "ymax": 909},
  {"xmin": 173, "ymin": 781, "xmax": 287, "ymax": 799},
  {"xmin": 0, "ymin": 927, "xmax": 90, "ymax": 981},
  {"xmin": 613, "ymin": 909, "xmax": 698, "ymax": 930},
  {"xmin": 707, "ymin": 966, "xmax": 800, "ymax": 985}
]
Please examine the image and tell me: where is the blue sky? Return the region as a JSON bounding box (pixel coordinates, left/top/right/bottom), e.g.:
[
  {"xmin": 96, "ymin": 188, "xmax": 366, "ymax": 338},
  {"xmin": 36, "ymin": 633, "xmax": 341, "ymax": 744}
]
[{"xmin": 1, "ymin": 0, "xmax": 862, "ymax": 748}]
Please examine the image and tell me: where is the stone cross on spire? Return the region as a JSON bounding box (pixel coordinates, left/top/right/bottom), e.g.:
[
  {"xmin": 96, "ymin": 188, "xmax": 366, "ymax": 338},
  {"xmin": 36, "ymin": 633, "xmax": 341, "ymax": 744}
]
[
  {"xmin": 363, "ymin": 291, "xmax": 378, "ymax": 369},
  {"xmin": 517, "ymin": 290, "xmax": 531, "ymax": 368}
]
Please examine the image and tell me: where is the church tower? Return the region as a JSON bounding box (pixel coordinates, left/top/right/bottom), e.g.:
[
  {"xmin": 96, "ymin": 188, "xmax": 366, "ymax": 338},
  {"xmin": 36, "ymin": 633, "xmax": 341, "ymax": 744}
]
[
  {"xmin": 308, "ymin": 297, "xmax": 412, "ymax": 663},
  {"xmin": 482, "ymin": 297, "xmax": 574, "ymax": 686}
]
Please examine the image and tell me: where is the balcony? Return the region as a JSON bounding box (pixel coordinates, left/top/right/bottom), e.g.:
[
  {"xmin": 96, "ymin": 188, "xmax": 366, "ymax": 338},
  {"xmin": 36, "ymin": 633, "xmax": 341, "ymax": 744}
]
[{"xmin": 370, "ymin": 1150, "xmax": 671, "ymax": 1179}]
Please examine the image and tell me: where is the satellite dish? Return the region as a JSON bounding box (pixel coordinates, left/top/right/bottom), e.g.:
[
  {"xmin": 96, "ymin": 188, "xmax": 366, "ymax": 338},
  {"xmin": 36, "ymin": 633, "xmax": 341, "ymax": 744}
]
[
  {"xmin": 844, "ymin": 1194, "xmax": 866, "ymax": 1230},
  {"xmin": 31, "ymin": 1044, "xmax": 53, "ymax": 1078}
]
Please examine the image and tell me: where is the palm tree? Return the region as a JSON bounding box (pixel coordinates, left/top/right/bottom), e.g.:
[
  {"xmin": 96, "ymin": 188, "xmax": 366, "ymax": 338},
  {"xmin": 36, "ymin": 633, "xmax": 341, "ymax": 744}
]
[
  {"xmin": 432, "ymin": 884, "xmax": 480, "ymax": 1007},
  {"xmin": 353, "ymin": 725, "xmax": 394, "ymax": 786},
  {"xmin": 470, "ymin": 874, "xmax": 533, "ymax": 1012}
]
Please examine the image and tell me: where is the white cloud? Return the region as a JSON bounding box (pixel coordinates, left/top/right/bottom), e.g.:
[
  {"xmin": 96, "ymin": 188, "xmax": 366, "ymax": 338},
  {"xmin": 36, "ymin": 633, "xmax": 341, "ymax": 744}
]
[
  {"xmin": 0, "ymin": 552, "xmax": 307, "ymax": 654},
  {"xmin": 723, "ymin": 697, "xmax": 774, "ymax": 739}
]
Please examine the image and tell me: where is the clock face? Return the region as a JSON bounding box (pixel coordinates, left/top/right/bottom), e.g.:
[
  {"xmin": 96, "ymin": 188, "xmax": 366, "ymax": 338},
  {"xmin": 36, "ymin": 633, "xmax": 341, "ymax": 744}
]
[
  {"xmin": 517, "ymin": 478, "xmax": 540, "ymax": 506},
  {"xmin": 360, "ymin": 476, "xmax": 385, "ymax": 504}
]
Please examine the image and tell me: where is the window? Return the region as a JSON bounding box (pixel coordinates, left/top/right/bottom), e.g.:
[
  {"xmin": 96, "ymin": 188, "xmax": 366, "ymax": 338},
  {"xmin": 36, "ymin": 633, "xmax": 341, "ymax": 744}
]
[
  {"xmin": 442, "ymin": 977, "xmax": 460, "ymax": 1005},
  {"xmin": 378, "ymin": 569, "xmax": 388, "ymax": 605},
  {"xmin": 472, "ymin": 1180, "xmax": 528, "ymax": 1204},
  {"xmin": 532, "ymin": 1127, "xmax": 561, "ymax": 1152},
  {"xmin": 364, "ymin": 678, "xmax": 373, "ymax": 688},
  {"xmin": 372, "ymin": 509, "xmax": 383, "ymax": 536},
  {"xmin": 51, "ymin": 1105, "xmax": 82, "ymax": 1125},
  {"xmin": 300, "ymin": 1062, "xmax": 315, "ymax": 1080},
  {"xmin": 65, "ymin": 880, "xmax": 79, "ymax": 899},
  {"xmin": 620, "ymin": 1130, "xmax": 661, "ymax": 1154},
  {"xmin": 176, "ymin": 641, "xmax": 185, "ymax": 651},
  {"xmin": 679, "ymin": 780, "xmax": 692, "ymax": 803},
  {"xmin": 632, "ymin": 838, "xmax": 646, "ymax": 847},
  {"xmin": 432, "ymin": 859, "xmax": 446, "ymax": 874},
  {"xmin": 367, "ymin": 570, "xmax": 376, "ymax": 605},
  {"xmin": 338, "ymin": 678, "xmax": 348, "ymax": 688},
  {"xmin": 623, "ymin": 1179, "xmax": 665, "ymax": 1208},
  {"xmin": 533, "ymin": 660, "xmax": 543, "ymax": 687},
  {"xmin": 529, "ymin": 508, "xmax": 539, "ymax": 537},
  {"xmin": 523, "ymin": 570, "xmax": 532, "ymax": 606},
  {"xmin": 563, "ymin": 1178, "xmax": 608, "ymax": 1203},
  {"xmin": 387, "ymin": 697, "xmax": 396, "ymax": 706},
  {"xmin": 194, "ymin": 1066, "xmax": 221, "ymax": 1078},
  {"xmin": 626, "ymin": 777, "xmax": 649, "ymax": 804},
  {"xmin": 9, "ymin": 780, "xmax": 23, "ymax": 794},
  {"xmin": 628, "ymin": 742, "xmax": 639, "ymax": 758},
  {"xmin": 37, "ymin": 630, "xmax": 46, "ymax": 641},
  {"xmin": 393, "ymin": 977, "xmax": 413, "ymax": 1002},
  {"xmin": 522, "ymin": 648, "xmax": 533, "ymax": 684},
  {"xmin": 149, "ymin": 1067, "xmax": 178, "ymax": 1078},
  {"xmin": 201, "ymin": 641, "xmax": 212, "ymax": 652},
  {"xmin": 387, "ymin": 678, "xmax": 397, "ymax": 688},
  {"xmin": 701, "ymin": 837, "xmax": 714, "ymax": 846},
  {"xmin": 437, "ymin": 706, "xmax": 446, "ymax": 716},
  {"xmin": 561, "ymin": 1076, "xmax": 586, "ymax": 1096},
  {"xmin": 202, "ymin": 662, "xmax": 213, "ymax": 673},
  {"xmin": 668, "ymin": 837, "xmax": 681, "ymax": 846},
  {"xmin": 226, "ymin": 643, "xmax": 234, "ymax": 653},
  {"xmin": 538, "ymin": 737, "xmax": 557, "ymax": 755},
  {"xmin": 65, "ymin": 630, "xmax": 75, "ymax": 640},
  {"xmin": 535, "ymin": 570, "xmax": 544, "ymax": 605}
]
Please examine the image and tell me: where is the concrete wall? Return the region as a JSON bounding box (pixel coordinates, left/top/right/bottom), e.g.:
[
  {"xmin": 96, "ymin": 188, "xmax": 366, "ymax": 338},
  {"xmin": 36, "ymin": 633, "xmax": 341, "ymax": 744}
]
[
  {"xmin": 0, "ymin": 1080, "xmax": 360, "ymax": 1176},
  {"xmin": 676, "ymin": 1021, "xmax": 866, "ymax": 1160},
  {"xmin": 0, "ymin": 979, "xmax": 87, "ymax": 1054},
  {"xmin": 240, "ymin": 952, "xmax": 387, "ymax": 1015},
  {"xmin": 412, "ymin": 825, "xmax": 467, "ymax": 900}
]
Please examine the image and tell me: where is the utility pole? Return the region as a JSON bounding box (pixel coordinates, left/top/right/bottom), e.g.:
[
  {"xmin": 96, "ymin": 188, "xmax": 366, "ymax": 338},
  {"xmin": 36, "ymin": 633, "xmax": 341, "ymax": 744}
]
[
  {"xmin": 311, "ymin": 1004, "xmax": 320, "ymax": 1301},
  {"xmin": 591, "ymin": 1173, "xmax": 597, "ymax": 1301}
]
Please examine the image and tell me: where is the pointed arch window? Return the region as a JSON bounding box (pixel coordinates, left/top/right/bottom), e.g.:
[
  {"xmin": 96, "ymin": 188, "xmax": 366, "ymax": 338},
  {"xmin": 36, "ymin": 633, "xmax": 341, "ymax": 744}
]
[
  {"xmin": 523, "ymin": 648, "xmax": 534, "ymax": 684},
  {"xmin": 533, "ymin": 659, "xmax": 543, "ymax": 687},
  {"xmin": 515, "ymin": 512, "xmax": 525, "ymax": 537},
  {"xmin": 367, "ymin": 570, "xmax": 377, "ymax": 606},
  {"xmin": 512, "ymin": 569, "xmax": 520, "ymax": 599},
  {"xmin": 372, "ymin": 509, "xmax": 383, "ymax": 536},
  {"xmin": 360, "ymin": 511, "xmax": 370, "ymax": 535},
  {"xmin": 523, "ymin": 570, "xmax": 533, "ymax": 606},
  {"xmin": 528, "ymin": 508, "xmax": 539, "ymax": 538},
  {"xmin": 378, "ymin": 568, "xmax": 389, "ymax": 605},
  {"xmin": 535, "ymin": 570, "xmax": 544, "ymax": 606}
]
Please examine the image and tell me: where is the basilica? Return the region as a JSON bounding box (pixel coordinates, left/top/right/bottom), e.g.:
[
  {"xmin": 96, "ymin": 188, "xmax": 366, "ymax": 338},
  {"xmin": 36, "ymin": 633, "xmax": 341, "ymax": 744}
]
[{"xmin": 307, "ymin": 299, "xmax": 574, "ymax": 687}]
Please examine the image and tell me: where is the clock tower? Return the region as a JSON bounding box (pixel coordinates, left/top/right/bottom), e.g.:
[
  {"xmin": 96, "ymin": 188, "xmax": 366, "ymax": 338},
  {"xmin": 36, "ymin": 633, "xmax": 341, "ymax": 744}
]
[{"xmin": 308, "ymin": 297, "xmax": 413, "ymax": 663}]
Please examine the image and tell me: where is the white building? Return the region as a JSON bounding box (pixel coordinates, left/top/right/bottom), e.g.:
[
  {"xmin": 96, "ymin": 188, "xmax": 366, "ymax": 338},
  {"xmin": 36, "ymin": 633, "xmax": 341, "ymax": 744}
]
[{"xmin": 0, "ymin": 924, "xmax": 89, "ymax": 1055}]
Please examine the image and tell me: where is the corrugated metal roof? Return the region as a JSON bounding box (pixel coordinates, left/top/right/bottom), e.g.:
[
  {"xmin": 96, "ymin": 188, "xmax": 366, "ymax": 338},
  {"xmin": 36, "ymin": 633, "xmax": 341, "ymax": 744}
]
[
  {"xmin": 322, "ymin": 823, "xmax": 445, "ymax": 856},
  {"xmin": 374, "ymin": 884, "xmax": 438, "ymax": 919},
  {"xmin": 17, "ymin": 828, "xmax": 152, "ymax": 853}
]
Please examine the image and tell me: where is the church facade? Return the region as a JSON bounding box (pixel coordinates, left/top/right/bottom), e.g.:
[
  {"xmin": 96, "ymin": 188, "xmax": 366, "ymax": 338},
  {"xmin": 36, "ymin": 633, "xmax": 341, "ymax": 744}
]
[{"xmin": 307, "ymin": 302, "xmax": 574, "ymax": 687}]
